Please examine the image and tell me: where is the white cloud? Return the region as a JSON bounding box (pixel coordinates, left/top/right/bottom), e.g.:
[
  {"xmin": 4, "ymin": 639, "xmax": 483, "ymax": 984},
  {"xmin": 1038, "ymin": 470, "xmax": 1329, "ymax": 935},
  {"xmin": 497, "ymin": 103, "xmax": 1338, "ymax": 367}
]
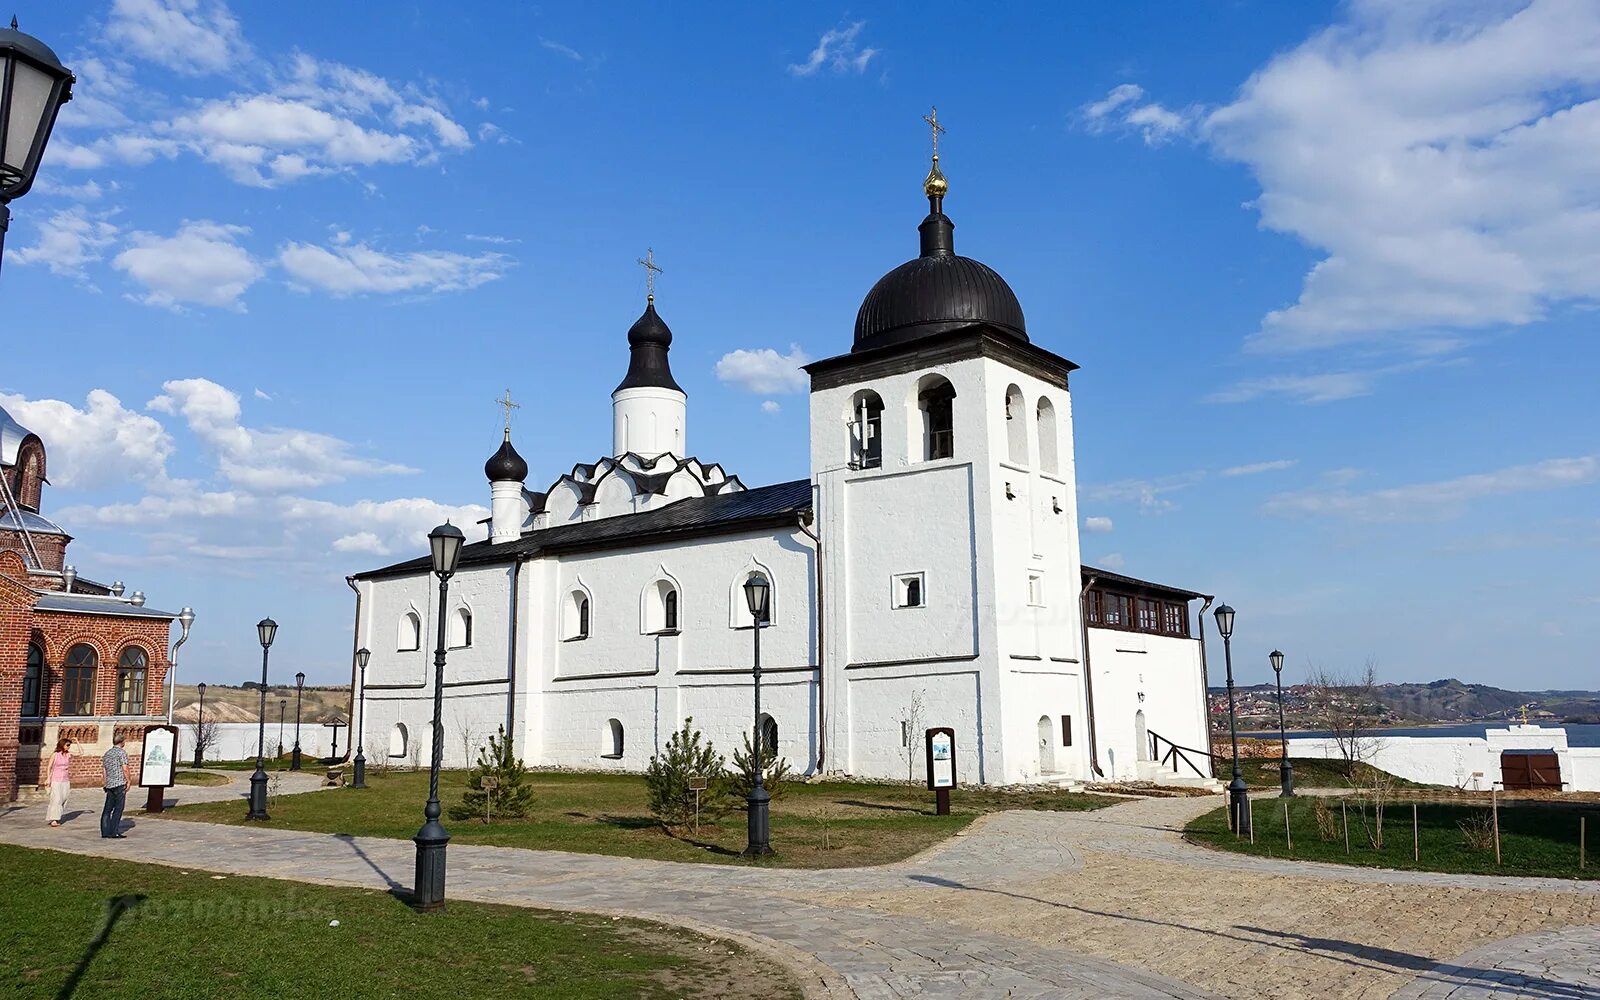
[
  {"xmin": 148, "ymin": 378, "xmax": 413, "ymax": 490},
  {"xmin": 113, "ymin": 220, "xmax": 262, "ymax": 310},
  {"xmin": 331, "ymin": 531, "xmax": 386, "ymax": 554},
  {"xmin": 539, "ymin": 38, "xmax": 584, "ymax": 62},
  {"xmin": 761, "ymin": 400, "xmax": 781, "ymax": 414},
  {"xmin": 1220, "ymin": 459, "xmax": 1299, "ymax": 477},
  {"xmin": 1265, "ymin": 455, "xmax": 1600, "ymax": 523},
  {"xmin": 282, "ymin": 496, "xmax": 488, "ymax": 557},
  {"xmin": 1081, "ymin": 83, "xmax": 1193, "ymax": 144},
  {"xmin": 253, "ymin": 388, "xmax": 272, "ymax": 401},
  {"xmin": 1083, "ymin": 516, "xmax": 1114, "ymax": 533},
  {"xmin": 0, "ymin": 389, "xmax": 174, "ymax": 490},
  {"xmin": 1194, "ymin": 0, "xmax": 1600, "ymax": 349},
  {"xmin": 714, "ymin": 346, "xmax": 812, "ymax": 394},
  {"xmin": 1207, "ymin": 356, "xmax": 1464, "ymax": 404},
  {"xmin": 1082, "ymin": 470, "xmax": 1206, "ymax": 513},
  {"xmin": 103, "ymin": 0, "xmax": 249, "ymax": 76},
  {"xmin": 789, "ymin": 22, "xmax": 879, "ymax": 77},
  {"xmin": 31, "ymin": 178, "xmax": 109, "ymax": 201},
  {"xmin": 1097, "ymin": 553, "xmax": 1126, "ymax": 570},
  {"xmin": 10, "ymin": 209, "xmax": 119, "ymax": 280},
  {"xmin": 277, "ymin": 239, "xmax": 511, "ymax": 296}
]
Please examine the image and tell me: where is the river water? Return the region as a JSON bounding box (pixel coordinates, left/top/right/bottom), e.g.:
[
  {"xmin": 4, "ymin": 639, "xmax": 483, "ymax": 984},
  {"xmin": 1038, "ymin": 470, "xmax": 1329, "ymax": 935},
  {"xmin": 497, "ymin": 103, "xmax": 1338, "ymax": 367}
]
[{"xmin": 1240, "ymin": 723, "xmax": 1600, "ymax": 748}]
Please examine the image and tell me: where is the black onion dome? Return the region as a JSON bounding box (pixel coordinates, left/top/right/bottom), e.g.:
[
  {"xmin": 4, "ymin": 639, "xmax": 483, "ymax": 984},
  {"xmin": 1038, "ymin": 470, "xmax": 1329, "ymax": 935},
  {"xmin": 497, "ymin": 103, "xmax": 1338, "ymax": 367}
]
[
  {"xmin": 852, "ymin": 190, "xmax": 1027, "ymax": 353},
  {"xmin": 484, "ymin": 433, "xmax": 528, "ymax": 482},
  {"xmin": 615, "ymin": 300, "xmax": 684, "ymax": 393}
]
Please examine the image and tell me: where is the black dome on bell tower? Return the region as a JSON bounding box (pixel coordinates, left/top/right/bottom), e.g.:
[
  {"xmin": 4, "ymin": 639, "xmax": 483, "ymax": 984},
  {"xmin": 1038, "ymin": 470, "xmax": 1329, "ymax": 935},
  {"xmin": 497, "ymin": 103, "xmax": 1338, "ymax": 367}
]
[
  {"xmin": 484, "ymin": 431, "xmax": 528, "ymax": 482},
  {"xmin": 614, "ymin": 299, "xmax": 685, "ymax": 394},
  {"xmin": 852, "ymin": 151, "xmax": 1028, "ymax": 353}
]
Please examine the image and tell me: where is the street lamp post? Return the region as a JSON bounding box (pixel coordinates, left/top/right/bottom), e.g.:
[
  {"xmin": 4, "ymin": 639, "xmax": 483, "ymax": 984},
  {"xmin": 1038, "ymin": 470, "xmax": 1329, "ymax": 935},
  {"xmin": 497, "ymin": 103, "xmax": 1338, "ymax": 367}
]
[
  {"xmin": 247, "ymin": 618, "xmax": 277, "ymax": 821},
  {"xmin": 1214, "ymin": 604, "xmax": 1250, "ymax": 835},
  {"xmin": 741, "ymin": 575, "xmax": 773, "ymax": 858},
  {"xmin": 353, "ymin": 647, "xmax": 370, "ymax": 788},
  {"xmin": 165, "ymin": 607, "xmax": 195, "ymax": 725},
  {"xmin": 0, "ymin": 18, "xmax": 75, "ymax": 275},
  {"xmin": 413, "ymin": 522, "xmax": 464, "ymax": 912},
  {"xmin": 1271, "ymin": 649, "xmax": 1294, "ymax": 797},
  {"xmin": 291, "ymin": 671, "xmax": 305, "ymax": 771},
  {"xmin": 277, "ymin": 699, "xmax": 286, "ymax": 756},
  {"xmin": 193, "ymin": 682, "xmax": 207, "ymax": 767}
]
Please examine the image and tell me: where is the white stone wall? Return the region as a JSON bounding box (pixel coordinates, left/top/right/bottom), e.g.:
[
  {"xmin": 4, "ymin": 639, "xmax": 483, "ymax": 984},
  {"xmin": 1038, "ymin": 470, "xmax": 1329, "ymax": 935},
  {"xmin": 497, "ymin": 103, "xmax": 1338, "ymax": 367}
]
[
  {"xmin": 181, "ymin": 721, "xmax": 334, "ymax": 762},
  {"xmin": 1088, "ymin": 628, "xmax": 1212, "ymax": 781},
  {"xmin": 1285, "ymin": 725, "xmax": 1597, "ymax": 791},
  {"xmin": 612, "ymin": 386, "xmax": 686, "ymax": 458}
]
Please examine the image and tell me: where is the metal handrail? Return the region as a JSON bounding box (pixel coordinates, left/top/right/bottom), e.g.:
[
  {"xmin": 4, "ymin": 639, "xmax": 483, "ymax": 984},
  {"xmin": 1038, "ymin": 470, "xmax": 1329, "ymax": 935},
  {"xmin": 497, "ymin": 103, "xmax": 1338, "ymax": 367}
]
[{"xmin": 1148, "ymin": 729, "xmax": 1215, "ymax": 778}]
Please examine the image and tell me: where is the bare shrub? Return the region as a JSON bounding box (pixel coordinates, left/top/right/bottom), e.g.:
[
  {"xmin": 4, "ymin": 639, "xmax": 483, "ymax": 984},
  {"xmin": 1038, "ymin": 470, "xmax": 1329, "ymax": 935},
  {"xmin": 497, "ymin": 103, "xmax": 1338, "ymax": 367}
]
[
  {"xmin": 1459, "ymin": 811, "xmax": 1496, "ymax": 851},
  {"xmin": 1313, "ymin": 797, "xmax": 1339, "ymax": 842}
]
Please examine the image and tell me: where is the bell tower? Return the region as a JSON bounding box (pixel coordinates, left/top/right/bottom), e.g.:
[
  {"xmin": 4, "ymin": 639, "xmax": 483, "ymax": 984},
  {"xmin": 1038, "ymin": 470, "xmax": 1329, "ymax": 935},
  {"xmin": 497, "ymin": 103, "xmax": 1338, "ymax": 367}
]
[{"xmin": 612, "ymin": 249, "xmax": 687, "ymax": 459}]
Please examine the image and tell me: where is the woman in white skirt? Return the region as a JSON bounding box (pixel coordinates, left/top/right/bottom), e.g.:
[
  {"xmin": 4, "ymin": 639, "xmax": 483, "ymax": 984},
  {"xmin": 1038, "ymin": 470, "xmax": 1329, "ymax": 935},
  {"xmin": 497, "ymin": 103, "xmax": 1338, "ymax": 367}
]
[{"xmin": 46, "ymin": 736, "xmax": 73, "ymax": 827}]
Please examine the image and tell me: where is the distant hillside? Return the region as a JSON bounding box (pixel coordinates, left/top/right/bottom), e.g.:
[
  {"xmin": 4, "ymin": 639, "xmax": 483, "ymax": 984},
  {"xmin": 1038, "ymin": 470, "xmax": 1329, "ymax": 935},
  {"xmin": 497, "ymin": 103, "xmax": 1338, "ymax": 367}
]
[
  {"xmin": 172, "ymin": 683, "xmax": 351, "ymax": 725},
  {"xmin": 1208, "ymin": 678, "xmax": 1600, "ymax": 728}
]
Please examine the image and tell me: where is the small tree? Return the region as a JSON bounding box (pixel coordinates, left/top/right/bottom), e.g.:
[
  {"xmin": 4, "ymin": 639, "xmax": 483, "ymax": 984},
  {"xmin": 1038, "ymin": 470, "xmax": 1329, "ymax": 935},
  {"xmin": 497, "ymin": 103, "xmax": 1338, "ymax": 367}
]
[
  {"xmin": 450, "ymin": 725, "xmax": 533, "ymax": 822},
  {"xmin": 188, "ymin": 718, "xmax": 219, "ymax": 764},
  {"xmin": 1304, "ymin": 660, "xmax": 1385, "ymax": 779},
  {"xmin": 729, "ymin": 729, "xmax": 792, "ymax": 802},
  {"xmin": 450, "ymin": 707, "xmax": 482, "ymax": 770},
  {"xmin": 645, "ymin": 717, "xmax": 731, "ymax": 828},
  {"xmin": 894, "ymin": 689, "xmax": 928, "ymax": 782}
]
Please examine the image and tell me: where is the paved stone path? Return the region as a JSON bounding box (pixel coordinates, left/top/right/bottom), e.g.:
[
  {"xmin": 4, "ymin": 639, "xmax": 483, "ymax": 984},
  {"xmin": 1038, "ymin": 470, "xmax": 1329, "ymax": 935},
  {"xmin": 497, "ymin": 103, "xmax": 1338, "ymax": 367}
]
[
  {"xmin": 3, "ymin": 785, "xmax": 1598, "ymax": 998},
  {"xmin": 1388, "ymin": 926, "xmax": 1600, "ymax": 999}
]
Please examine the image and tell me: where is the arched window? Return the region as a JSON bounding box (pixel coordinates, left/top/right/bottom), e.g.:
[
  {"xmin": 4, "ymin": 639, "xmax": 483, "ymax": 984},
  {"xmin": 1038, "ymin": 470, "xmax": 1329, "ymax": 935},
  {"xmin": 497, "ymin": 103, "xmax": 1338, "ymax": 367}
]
[
  {"xmin": 643, "ymin": 577, "xmax": 680, "ymax": 633},
  {"xmin": 116, "ymin": 646, "xmax": 148, "ymax": 716},
  {"xmin": 566, "ymin": 590, "xmax": 591, "ymax": 640},
  {"xmin": 849, "ymin": 389, "xmax": 884, "ymax": 469},
  {"xmin": 22, "ymin": 642, "xmax": 42, "ymax": 717},
  {"xmin": 398, "ymin": 611, "xmax": 422, "ymax": 651},
  {"xmin": 733, "ymin": 570, "xmax": 773, "ymax": 627},
  {"xmin": 1036, "ymin": 397, "xmax": 1059, "ymax": 474},
  {"xmin": 602, "ymin": 718, "xmax": 624, "ymax": 759},
  {"xmin": 16, "ymin": 440, "xmax": 44, "ymax": 511},
  {"xmin": 62, "ymin": 644, "xmax": 97, "ymax": 716},
  {"xmin": 448, "ymin": 607, "xmax": 472, "ymax": 648},
  {"xmin": 759, "ymin": 714, "xmax": 779, "ymax": 757},
  {"xmin": 917, "ymin": 375, "xmax": 957, "ymax": 461},
  {"xmin": 1005, "ymin": 384, "xmax": 1027, "ymax": 464},
  {"xmin": 388, "ymin": 722, "xmax": 409, "ymax": 758}
]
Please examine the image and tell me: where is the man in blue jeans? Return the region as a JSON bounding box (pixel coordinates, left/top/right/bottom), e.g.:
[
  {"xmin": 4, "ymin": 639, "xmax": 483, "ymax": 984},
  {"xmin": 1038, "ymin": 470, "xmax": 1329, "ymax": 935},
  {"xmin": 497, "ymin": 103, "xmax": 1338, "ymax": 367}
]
[{"xmin": 100, "ymin": 733, "xmax": 133, "ymax": 839}]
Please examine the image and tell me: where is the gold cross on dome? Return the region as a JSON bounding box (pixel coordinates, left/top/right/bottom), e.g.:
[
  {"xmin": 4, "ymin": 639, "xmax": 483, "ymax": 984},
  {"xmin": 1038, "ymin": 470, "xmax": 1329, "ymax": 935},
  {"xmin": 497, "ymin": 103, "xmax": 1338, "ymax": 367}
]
[
  {"xmin": 637, "ymin": 247, "xmax": 663, "ymax": 301},
  {"xmin": 495, "ymin": 389, "xmax": 520, "ymax": 435},
  {"xmin": 923, "ymin": 106, "xmax": 946, "ymax": 159}
]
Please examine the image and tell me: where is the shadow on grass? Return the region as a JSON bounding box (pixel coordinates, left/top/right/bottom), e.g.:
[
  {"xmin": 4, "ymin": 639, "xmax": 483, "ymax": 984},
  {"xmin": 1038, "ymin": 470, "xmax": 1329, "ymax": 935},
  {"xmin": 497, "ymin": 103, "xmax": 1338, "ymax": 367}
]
[
  {"xmin": 57, "ymin": 893, "xmax": 144, "ymax": 1000},
  {"xmin": 834, "ymin": 799, "xmax": 929, "ymax": 815},
  {"xmin": 595, "ymin": 815, "xmax": 660, "ymax": 831}
]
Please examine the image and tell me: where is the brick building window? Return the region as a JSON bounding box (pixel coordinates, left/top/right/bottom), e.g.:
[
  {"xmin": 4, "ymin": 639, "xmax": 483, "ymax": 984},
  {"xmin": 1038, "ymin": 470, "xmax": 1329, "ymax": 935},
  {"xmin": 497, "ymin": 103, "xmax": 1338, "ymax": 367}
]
[
  {"xmin": 62, "ymin": 644, "xmax": 98, "ymax": 716},
  {"xmin": 22, "ymin": 642, "xmax": 43, "ymax": 717},
  {"xmin": 116, "ymin": 646, "xmax": 148, "ymax": 716}
]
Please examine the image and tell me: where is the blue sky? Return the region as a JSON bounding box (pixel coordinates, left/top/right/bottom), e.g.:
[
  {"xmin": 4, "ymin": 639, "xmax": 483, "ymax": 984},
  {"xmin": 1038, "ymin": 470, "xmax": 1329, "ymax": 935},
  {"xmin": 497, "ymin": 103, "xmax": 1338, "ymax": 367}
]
[{"xmin": 4, "ymin": 1, "xmax": 1597, "ymax": 688}]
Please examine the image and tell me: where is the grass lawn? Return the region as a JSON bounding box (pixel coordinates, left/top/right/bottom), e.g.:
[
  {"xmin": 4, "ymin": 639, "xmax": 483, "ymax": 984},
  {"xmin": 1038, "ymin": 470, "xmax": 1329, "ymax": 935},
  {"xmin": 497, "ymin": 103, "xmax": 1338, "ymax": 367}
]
[
  {"xmin": 172, "ymin": 771, "xmax": 231, "ymax": 787},
  {"xmin": 1232, "ymin": 757, "xmax": 1431, "ymax": 790},
  {"xmin": 1186, "ymin": 795, "xmax": 1600, "ymax": 880},
  {"xmin": 167, "ymin": 770, "xmax": 1117, "ymax": 868},
  {"xmin": 0, "ymin": 844, "xmax": 801, "ymax": 1000}
]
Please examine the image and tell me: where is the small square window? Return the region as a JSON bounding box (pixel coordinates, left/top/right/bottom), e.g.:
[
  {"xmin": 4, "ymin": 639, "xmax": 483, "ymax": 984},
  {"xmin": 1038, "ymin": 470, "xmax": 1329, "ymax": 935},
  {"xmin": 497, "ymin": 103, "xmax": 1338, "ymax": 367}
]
[
  {"xmin": 1027, "ymin": 571, "xmax": 1046, "ymax": 607},
  {"xmin": 893, "ymin": 573, "xmax": 925, "ymax": 609}
]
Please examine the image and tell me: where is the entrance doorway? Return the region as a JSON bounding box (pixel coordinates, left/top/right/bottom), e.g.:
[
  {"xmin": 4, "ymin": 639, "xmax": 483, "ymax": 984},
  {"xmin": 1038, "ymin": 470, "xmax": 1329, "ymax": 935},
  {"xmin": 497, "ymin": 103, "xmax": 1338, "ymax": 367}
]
[{"xmin": 1037, "ymin": 715, "xmax": 1055, "ymax": 774}]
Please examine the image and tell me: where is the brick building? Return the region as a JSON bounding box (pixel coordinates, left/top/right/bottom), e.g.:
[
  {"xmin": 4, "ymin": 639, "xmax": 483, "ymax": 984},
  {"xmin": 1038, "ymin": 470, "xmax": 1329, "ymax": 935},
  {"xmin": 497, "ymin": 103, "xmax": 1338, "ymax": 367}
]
[{"xmin": 1, "ymin": 405, "xmax": 179, "ymax": 800}]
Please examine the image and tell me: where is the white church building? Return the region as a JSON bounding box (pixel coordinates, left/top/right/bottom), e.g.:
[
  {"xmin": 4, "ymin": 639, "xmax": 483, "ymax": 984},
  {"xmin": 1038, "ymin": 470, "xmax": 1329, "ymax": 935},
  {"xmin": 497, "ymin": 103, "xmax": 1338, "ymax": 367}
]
[{"xmin": 349, "ymin": 150, "xmax": 1214, "ymax": 787}]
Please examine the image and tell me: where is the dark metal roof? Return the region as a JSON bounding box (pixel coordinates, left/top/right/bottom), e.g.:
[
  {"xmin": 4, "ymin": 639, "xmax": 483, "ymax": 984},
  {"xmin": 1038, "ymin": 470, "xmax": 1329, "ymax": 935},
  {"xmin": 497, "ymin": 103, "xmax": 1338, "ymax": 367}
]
[
  {"xmin": 357, "ymin": 478, "xmax": 813, "ymax": 579},
  {"xmin": 483, "ymin": 433, "xmax": 528, "ymax": 483},
  {"xmin": 0, "ymin": 507, "xmax": 67, "ymax": 537},
  {"xmin": 1082, "ymin": 565, "xmax": 1207, "ymax": 602},
  {"xmin": 853, "ymin": 193, "xmax": 1027, "ymax": 353},
  {"xmin": 33, "ymin": 592, "xmax": 178, "ymax": 620},
  {"xmin": 614, "ymin": 300, "xmax": 684, "ymax": 393}
]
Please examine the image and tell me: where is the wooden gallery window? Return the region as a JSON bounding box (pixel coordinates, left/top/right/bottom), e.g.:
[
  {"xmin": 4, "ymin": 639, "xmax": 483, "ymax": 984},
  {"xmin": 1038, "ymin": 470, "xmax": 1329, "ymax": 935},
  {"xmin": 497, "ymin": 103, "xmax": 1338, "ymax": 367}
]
[
  {"xmin": 1163, "ymin": 603, "xmax": 1189, "ymax": 637},
  {"xmin": 1137, "ymin": 598, "xmax": 1160, "ymax": 631}
]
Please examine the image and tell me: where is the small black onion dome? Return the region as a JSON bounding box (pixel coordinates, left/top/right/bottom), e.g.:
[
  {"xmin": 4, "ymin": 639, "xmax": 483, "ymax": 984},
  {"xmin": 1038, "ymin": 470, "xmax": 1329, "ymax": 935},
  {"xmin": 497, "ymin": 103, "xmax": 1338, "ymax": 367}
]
[
  {"xmin": 852, "ymin": 182, "xmax": 1027, "ymax": 353},
  {"xmin": 615, "ymin": 300, "xmax": 685, "ymax": 393},
  {"xmin": 484, "ymin": 432, "xmax": 528, "ymax": 482}
]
